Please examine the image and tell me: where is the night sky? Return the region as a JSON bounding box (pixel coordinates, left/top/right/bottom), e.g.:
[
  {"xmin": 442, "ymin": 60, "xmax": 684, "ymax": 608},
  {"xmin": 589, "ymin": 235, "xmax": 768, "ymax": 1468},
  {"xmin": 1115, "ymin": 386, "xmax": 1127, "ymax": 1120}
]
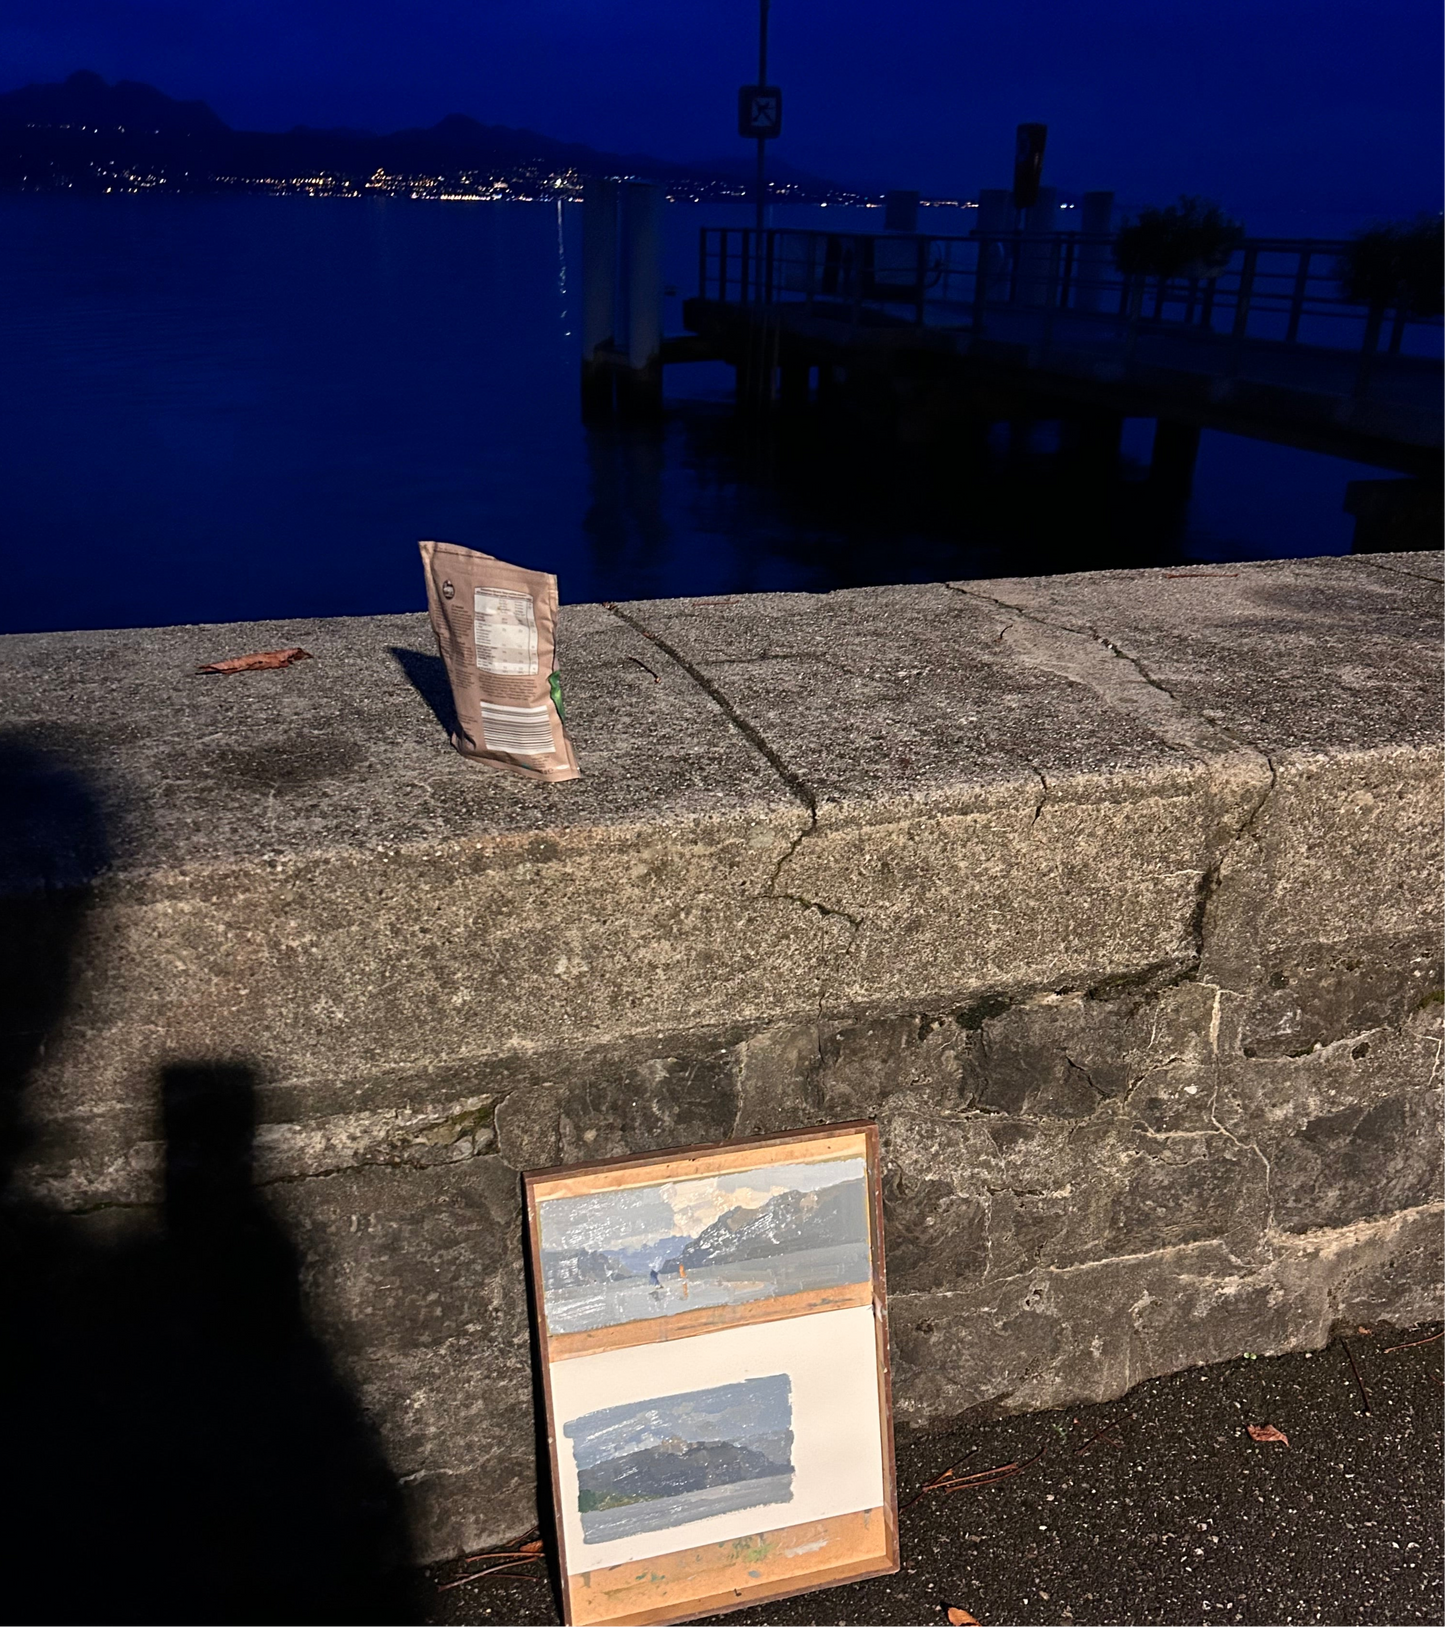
[{"xmin": 1, "ymin": 0, "xmax": 1440, "ymax": 216}]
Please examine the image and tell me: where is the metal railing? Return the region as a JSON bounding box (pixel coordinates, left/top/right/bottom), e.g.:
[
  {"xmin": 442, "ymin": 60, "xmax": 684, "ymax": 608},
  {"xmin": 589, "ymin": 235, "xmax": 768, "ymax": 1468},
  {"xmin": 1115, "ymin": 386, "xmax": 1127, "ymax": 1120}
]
[{"xmin": 697, "ymin": 227, "xmax": 1443, "ymax": 361}]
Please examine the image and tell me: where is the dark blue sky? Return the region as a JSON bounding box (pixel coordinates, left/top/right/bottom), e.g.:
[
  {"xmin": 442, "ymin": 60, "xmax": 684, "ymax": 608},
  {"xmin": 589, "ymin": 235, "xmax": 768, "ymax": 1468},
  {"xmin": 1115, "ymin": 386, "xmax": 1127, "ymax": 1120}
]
[{"xmin": 2, "ymin": 0, "xmax": 1440, "ymax": 216}]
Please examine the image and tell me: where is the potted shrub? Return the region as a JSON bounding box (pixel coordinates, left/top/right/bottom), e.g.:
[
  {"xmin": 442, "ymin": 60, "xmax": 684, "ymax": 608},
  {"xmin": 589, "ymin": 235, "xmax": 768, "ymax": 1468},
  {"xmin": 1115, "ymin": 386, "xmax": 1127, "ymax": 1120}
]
[
  {"xmin": 1114, "ymin": 195, "xmax": 1244, "ymax": 319},
  {"xmin": 1336, "ymin": 217, "xmax": 1444, "ymax": 353}
]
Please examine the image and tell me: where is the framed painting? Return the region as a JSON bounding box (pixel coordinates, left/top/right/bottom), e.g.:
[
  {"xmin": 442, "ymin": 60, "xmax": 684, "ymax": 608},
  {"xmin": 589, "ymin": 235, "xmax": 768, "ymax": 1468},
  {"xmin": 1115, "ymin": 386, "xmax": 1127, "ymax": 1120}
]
[{"xmin": 524, "ymin": 1122, "xmax": 898, "ymax": 1627}]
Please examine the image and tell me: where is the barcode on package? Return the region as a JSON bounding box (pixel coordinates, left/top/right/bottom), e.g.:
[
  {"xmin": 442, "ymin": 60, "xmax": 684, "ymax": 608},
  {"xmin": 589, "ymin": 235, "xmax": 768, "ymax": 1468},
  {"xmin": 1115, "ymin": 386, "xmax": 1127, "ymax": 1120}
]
[
  {"xmin": 478, "ymin": 702, "xmax": 555, "ymax": 756},
  {"xmin": 474, "ymin": 587, "xmax": 539, "ymax": 675}
]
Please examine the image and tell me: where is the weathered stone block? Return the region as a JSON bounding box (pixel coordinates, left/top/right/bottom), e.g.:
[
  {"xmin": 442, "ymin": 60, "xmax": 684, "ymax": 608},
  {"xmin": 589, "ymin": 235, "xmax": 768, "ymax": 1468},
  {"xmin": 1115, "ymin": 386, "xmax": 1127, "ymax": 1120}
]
[{"xmin": 1, "ymin": 554, "xmax": 1438, "ymax": 1563}]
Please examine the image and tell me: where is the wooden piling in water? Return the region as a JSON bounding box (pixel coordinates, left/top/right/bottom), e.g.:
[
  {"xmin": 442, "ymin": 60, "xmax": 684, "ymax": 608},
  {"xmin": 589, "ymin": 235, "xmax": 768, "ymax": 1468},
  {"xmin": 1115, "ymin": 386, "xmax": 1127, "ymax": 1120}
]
[
  {"xmin": 1149, "ymin": 419, "xmax": 1202, "ymax": 499},
  {"xmin": 580, "ymin": 178, "xmax": 618, "ymax": 422},
  {"xmin": 617, "ymin": 181, "xmax": 665, "ymax": 421}
]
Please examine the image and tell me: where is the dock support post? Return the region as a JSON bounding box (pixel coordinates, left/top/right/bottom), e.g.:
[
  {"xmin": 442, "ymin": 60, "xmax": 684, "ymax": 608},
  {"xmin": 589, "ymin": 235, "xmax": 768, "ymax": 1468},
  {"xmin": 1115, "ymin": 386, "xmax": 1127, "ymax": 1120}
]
[
  {"xmin": 1149, "ymin": 419, "xmax": 1201, "ymax": 499},
  {"xmin": 735, "ymin": 349, "xmax": 773, "ymax": 415},
  {"xmin": 1076, "ymin": 192, "xmax": 1115, "ymax": 314},
  {"xmin": 778, "ymin": 353, "xmax": 809, "ymax": 411},
  {"xmin": 1017, "ymin": 187, "xmax": 1058, "ymax": 306},
  {"xmin": 976, "ymin": 189, "xmax": 1012, "ymax": 304},
  {"xmin": 616, "ymin": 180, "xmax": 665, "ymax": 421},
  {"xmin": 1063, "ymin": 412, "xmax": 1123, "ymax": 478},
  {"xmin": 734, "ymin": 306, "xmax": 779, "ymax": 416},
  {"xmin": 580, "ymin": 178, "xmax": 618, "ymax": 422}
]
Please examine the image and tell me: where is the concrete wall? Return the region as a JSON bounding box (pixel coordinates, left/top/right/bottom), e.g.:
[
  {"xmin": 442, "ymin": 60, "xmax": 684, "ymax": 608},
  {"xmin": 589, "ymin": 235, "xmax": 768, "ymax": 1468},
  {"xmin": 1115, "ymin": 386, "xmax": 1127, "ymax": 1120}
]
[{"xmin": 1, "ymin": 553, "xmax": 1440, "ymax": 1563}]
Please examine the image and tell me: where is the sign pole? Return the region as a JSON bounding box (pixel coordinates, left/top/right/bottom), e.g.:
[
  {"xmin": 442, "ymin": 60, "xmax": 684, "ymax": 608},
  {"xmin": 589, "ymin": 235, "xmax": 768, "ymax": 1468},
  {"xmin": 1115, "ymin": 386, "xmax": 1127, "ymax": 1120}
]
[{"xmin": 755, "ymin": 0, "xmax": 770, "ymax": 240}]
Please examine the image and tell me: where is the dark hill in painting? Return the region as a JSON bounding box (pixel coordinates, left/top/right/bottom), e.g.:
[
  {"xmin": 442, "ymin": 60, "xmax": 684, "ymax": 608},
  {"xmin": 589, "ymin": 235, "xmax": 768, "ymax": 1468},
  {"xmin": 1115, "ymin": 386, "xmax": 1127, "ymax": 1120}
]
[
  {"xmin": 541, "ymin": 1248, "xmax": 634, "ymax": 1288},
  {"xmin": 577, "ymin": 1436, "xmax": 791, "ymax": 1510},
  {"xmin": 680, "ymin": 1180, "xmax": 868, "ymax": 1270}
]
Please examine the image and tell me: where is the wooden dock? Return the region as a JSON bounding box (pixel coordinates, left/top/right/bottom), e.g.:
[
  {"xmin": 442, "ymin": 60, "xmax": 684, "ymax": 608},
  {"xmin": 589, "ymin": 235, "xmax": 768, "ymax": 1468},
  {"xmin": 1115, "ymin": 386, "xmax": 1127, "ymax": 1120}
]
[{"xmin": 672, "ymin": 227, "xmax": 1443, "ymax": 485}]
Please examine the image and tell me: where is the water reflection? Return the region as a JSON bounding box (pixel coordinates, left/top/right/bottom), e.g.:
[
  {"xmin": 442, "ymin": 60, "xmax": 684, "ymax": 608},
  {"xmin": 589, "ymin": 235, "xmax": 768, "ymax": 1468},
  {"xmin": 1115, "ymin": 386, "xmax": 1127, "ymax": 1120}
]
[{"xmin": 0, "ymin": 194, "xmax": 1379, "ymax": 636}]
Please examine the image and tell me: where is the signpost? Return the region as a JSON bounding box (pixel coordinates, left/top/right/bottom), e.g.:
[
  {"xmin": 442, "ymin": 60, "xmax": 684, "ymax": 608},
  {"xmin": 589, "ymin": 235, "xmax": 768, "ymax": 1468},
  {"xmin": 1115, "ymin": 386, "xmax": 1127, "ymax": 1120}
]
[
  {"xmin": 739, "ymin": 0, "xmax": 778, "ymax": 239},
  {"xmin": 1013, "ymin": 122, "xmax": 1048, "ymax": 213},
  {"xmin": 738, "ymin": 85, "xmax": 783, "ymax": 140}
]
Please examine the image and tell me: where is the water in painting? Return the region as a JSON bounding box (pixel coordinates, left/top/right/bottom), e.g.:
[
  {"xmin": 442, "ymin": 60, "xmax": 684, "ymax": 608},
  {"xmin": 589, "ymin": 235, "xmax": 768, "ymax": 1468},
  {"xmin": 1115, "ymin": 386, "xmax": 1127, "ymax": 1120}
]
[
  {"xmin": 537, "ymin": 1157, "xmax": 870, "ymax": 1335},
  {"xmin": 564, "ymin": 1374, "xmax": 794, "ymax": 1544}
]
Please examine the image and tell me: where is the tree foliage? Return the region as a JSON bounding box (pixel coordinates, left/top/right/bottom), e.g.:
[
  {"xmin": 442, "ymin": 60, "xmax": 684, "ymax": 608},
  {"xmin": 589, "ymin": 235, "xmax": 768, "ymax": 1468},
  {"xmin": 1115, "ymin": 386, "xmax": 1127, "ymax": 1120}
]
[
  {"xmin": 1113, "ymin": 196, "xmax": 1244, "ymax": 280},
  {"xmin": 1335, "ymin": 217, "xmax": 1443, "ymax": 316}
]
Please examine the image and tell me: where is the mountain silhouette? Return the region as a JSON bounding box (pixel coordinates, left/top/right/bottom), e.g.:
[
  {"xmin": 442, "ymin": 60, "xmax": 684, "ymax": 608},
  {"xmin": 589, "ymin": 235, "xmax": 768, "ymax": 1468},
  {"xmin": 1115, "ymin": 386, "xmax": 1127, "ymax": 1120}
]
[
  {"xmin": 0, "ymin": 70, "xmax": 851, "ymax": 197},
  {"xmin": 680, "ymin": 1180, "xmax": 869, "ymax": 1269},
  {"xmin": 542, "ymin": 1247, "xmax": 635, "ymax": 1288},
  {"xmin": 577, "ymin": 1436, "xmax": 791, "ymax": 1507},
  {"xmin": 0, "ymin": 68, "xmax": 227, "ymax": 135}
]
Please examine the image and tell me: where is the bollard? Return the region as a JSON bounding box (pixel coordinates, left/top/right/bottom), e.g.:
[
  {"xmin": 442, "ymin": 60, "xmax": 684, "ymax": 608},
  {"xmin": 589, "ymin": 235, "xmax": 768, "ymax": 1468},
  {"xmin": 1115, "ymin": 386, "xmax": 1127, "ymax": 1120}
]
[
  {"xmin": 1076, "ymin": 191, "xmax": 1115, "ymax": 314},
  {"xmin": 884, "ymin": 190, "xmax": 921, "ymax": 233},
  {"xmin": 975, "ymin": 188, "xmax": 1013, "ymax": 303},
  {"xmin": 580, "ymin": 178, "xmax": 618, "ymax": 421},
  {"xmin": 617, "ymin": 180, "xmax": 665, "ymax": 421},
  {"xmin": 1016, "ymin": 186, "xmax": 1058, "ymax": 306}
]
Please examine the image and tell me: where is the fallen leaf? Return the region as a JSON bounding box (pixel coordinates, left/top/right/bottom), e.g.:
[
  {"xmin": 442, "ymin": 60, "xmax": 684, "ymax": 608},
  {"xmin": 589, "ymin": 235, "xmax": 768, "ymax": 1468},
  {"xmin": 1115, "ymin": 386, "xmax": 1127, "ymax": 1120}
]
[
  {"xmin": 519, "ymin": 1540, "xmax": 544, "ymax": 1554},
  {"xmin": 196, "ymin": 647, "xmax": 313, "ymax": 675},
  {"xmin": 1247, "ymin": 1423, "xmax": 1289, "ymax": 1445},
  {"xmin": 947, "ymin": 1609, "xmax": 980, "ymax": 1625}
]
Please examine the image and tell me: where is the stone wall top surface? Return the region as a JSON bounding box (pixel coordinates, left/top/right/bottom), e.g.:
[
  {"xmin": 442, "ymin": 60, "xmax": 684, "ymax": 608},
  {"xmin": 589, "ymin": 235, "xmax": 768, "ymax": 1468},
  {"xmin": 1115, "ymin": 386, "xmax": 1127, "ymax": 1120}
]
[{"xmin": 2, "ymin": 553, "xmax": 1439, "ymax": 886}]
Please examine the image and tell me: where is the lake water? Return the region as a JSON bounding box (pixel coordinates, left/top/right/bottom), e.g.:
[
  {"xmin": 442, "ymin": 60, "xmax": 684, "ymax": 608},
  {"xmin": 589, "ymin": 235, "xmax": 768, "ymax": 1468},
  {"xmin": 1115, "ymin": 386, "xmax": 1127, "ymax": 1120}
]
[
  {"xmin": 0, "ymin": 194, "xmax": 1401, "ymax": 636},
  {"xmin": 545, "ymin": 1241, "xmax": 872, "ymax": 1335}
]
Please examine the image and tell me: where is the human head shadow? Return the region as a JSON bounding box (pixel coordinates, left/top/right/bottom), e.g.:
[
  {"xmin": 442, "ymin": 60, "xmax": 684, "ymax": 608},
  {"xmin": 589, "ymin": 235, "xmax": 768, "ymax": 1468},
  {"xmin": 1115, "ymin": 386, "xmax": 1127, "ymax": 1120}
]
[
  {"xmin": 389, "ymin": 645, "xmax": 459, "ymax": 740},
  {"xmin": 0, "ymin": 738, "xmax": 420, "ymax": 1623}
]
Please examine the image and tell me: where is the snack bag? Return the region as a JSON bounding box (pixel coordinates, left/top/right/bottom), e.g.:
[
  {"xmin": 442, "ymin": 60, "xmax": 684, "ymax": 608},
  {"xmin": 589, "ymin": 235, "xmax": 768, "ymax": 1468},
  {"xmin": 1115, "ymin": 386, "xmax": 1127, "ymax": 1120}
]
[{"xmin": 419, "ymin": 541, "xmax": 581, "ymax": 782}]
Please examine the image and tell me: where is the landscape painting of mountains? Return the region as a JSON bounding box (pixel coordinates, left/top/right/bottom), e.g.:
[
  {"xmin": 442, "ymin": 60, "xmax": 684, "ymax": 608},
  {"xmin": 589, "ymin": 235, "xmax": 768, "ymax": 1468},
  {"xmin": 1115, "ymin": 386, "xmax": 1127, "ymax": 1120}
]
[
  {"xmin": 564, "ymin": 1375, "xmax": 794, "ymax": 1545},
  {"xmin": 526, "ymin": 1127, "xmax": 897, "ymax": 1623},
  {"xmin": 537, "ymin": 1156, "xmax": 871, "ymax": 1337}
]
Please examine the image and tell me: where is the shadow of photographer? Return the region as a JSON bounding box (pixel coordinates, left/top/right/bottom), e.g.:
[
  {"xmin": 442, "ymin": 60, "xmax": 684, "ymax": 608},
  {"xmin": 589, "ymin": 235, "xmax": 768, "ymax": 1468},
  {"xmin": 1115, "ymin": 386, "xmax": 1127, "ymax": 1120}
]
[{"xmin": 0, "ymin": 738, "xmax": 419, "ymax": 1624}]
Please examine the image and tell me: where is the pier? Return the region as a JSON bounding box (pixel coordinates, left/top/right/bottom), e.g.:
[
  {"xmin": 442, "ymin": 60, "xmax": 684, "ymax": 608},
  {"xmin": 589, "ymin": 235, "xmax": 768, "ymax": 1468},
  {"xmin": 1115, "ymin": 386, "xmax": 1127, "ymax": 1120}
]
[{"xmin": 667, "ymin": 226, "xmax": 1442, "ymax": 495}]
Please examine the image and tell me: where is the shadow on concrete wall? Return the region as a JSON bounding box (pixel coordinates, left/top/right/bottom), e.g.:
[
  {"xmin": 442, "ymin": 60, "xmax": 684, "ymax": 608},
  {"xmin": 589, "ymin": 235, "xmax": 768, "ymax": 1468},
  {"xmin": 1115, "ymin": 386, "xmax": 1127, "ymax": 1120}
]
[{"xmin": 0, "ymin": 739, "xmax": 419, "ymax": 1624}]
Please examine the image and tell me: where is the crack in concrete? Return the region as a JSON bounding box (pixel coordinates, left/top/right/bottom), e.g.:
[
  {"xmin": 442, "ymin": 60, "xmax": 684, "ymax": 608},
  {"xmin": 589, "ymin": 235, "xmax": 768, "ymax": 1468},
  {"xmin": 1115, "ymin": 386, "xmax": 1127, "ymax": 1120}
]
[
  {"xmin": 945, "ymin": 582, "xmax": 1281, "ymax": 978},
  {"xmin": 1346, "ymin": 555, "xmax": 1445, "ymax": 587},
  {"xmin": 52, "ymin": 1134, "xmax": 506, "ymax": 1212},
  {"xmin": 1064, "ymin": 1054, "xmax": 1107, "ymax": 1100},
  {"xmin": 945, "ymin": 581, "xmax": 1246, "ymax": 760},
  {"xmin": 1203, "ymin": 982, "xmax": 1276, "ymax": 1241},
  {"xmin": 605, "ymin": 602, "xmax": 862, "ymax": 1016},
  {"xmin": 1260, "ymin": 1198, "xmax": 1444, "ymax": 1251},
  {"xmin": 1186, "ymin": 748, "xmax": 1278, "ymax": 970},
  {"xmin": 1028, "ymin": 762, "xmax": 1049, "ymax": 824},
  {"xmin": 604, "ymin": 602, "xmax": 817, "ymax": 818},
  {"xmin": 766, "ymin": 832, "xmax": 865, "ymax": 1022}
]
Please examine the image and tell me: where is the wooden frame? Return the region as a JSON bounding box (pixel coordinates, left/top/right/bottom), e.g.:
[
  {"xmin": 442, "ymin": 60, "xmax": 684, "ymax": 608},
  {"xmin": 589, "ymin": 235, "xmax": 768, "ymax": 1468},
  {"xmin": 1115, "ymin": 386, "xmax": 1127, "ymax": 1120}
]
[{"xmin": 524, "ymin": 1122, "xmax": 898, "ymax": 1627}]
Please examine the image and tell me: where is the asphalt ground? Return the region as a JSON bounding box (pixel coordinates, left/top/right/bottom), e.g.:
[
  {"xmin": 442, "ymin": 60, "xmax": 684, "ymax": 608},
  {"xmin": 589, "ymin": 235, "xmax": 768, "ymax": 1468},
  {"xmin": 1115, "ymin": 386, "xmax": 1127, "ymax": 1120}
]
[{"xmin": 424, "ymin": 1321, "xmax": 1443, "ymax": 1627}]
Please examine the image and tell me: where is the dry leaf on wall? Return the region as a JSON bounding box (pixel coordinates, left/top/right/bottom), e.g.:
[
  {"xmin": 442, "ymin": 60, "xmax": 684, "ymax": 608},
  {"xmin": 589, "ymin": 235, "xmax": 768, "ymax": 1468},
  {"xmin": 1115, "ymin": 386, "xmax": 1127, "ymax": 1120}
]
[
  {"xmin": 1247, "ymin": 1423, "xmax": 1290, "ymax": 1445},
  {"xmin": 196, "ymin": 648, "xmax": 313, "ymax": 675}
]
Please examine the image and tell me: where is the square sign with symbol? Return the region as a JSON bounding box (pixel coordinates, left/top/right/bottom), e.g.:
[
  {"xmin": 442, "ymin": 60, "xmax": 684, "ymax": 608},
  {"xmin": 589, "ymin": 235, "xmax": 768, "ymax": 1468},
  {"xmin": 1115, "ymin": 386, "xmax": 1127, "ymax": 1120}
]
[{"xmin": 738, "ymin": 84, "xmax": 783, "ymax": 139}]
